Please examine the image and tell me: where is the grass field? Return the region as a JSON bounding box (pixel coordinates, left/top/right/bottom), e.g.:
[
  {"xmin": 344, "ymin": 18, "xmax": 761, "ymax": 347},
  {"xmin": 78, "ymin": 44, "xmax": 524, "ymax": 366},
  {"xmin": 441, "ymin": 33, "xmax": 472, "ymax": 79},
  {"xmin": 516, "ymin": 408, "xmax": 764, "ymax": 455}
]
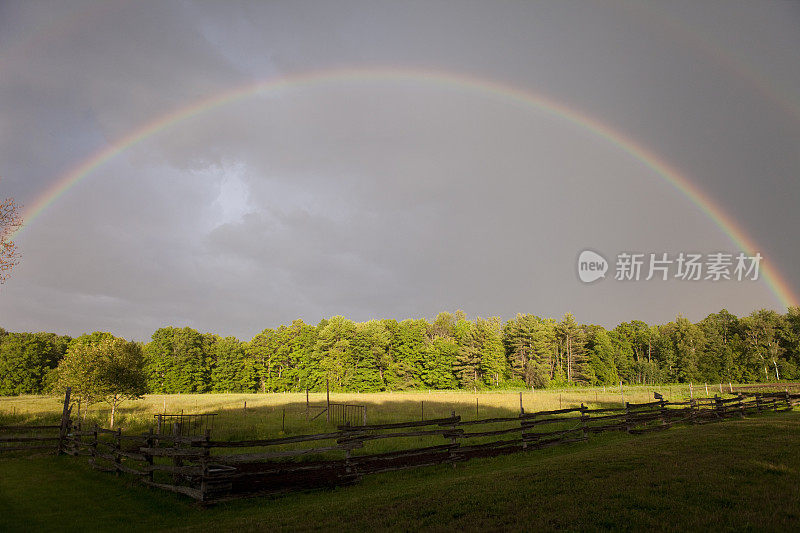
[
  {"xmin": 1, "ymin": 409, "xmax": 797, "ymax": 531},
  {"xmin": 0, "ymin": 385, "xmax": 709, "ymax": 439}
]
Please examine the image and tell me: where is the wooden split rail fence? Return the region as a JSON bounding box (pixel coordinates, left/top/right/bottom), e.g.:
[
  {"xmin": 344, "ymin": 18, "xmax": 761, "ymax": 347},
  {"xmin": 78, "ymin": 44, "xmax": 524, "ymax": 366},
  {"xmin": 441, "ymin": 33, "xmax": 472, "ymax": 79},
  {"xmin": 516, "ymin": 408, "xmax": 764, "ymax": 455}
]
[{"xmin": 50, "ymin": 391, "xmax": 799, "ymax": 504}]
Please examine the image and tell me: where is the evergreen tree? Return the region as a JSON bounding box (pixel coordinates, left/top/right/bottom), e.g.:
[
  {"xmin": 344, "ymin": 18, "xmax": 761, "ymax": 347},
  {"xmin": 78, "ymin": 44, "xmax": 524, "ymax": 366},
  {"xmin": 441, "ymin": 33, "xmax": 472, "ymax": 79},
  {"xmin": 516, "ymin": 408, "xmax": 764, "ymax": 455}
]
[
  {"xmin": 555, "ymin": 313, "xmax": 588, "ymax": 384},
  {"xmin": 503, "ymin": 314, "xmax": 555, "ymax": 388},
  {"xmin": 453, "ymin": 311, "xmax": 481, "ymax": 389},
  {"xmin": 475, "ymin": 317, "xmax": 507, "ymax": 388},
  {"xmin": 584, "ymin": 326, "xmax": 619, "ymax": 385}
]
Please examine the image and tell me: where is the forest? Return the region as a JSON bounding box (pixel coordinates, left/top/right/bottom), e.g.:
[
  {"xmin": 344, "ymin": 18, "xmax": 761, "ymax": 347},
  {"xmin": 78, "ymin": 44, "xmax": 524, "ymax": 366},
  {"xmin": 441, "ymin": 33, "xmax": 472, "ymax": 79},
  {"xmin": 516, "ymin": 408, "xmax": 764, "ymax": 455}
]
[{"xmin": 1, "ymin": 307, "xmax": 799, "ymax": 396}]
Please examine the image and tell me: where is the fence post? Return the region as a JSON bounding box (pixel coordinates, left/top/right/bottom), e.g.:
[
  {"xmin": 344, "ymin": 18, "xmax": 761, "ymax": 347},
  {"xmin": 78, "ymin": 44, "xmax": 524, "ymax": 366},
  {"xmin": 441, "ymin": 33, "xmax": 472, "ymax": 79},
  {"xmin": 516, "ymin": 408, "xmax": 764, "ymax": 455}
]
[
  {"xmin": 689, "ymin": 398, "xmax": 697, "ymax": 424},
  {"xmin": 172, "ymin": 423, "xmax": 182, "ymax": 485},
  {"xmin": 362, "ymin": 405, "xmax": 367, "ymax": 426},
  {"xmin": 326, "ymin": 380, "xmax": 330, "ymax": 423},
  {"xmin": 519, "ymin": 392, "xmax": 524, "ymax": 415},
  {"xmin": 580, "ymin": 404, "xmax": 588, "ymax": 440},
  {"xmin": 75, "ymin": 421, "xmax": 82, "ymax": 456},
  {"xmin": 63, "ymin": 417, "xmax": 73, "ymax": 455},
  {"xmin": 625, "ymin": 402, "xmax": 632, "ymax": 433},
  {"xmin": 199, "ymin": 428, "xmax": 211, "ymax": 503},
  {"xmin": 449, "ymin": 410, "xmax": 458, "ymax": 467},
  {"xmin": 58, "ymin": 387, "xmax": 72, "ymax": 455},
  {"xmin": 91, "ymin": 424, "xmax": 98, "ymax": 467},
  {"xmin": 115, "ymin": 428, "xmax": 122, "ymax": 475},
  {"xmin": 146, "ymin": 428, "xmax": 154, "ymax": 483}
]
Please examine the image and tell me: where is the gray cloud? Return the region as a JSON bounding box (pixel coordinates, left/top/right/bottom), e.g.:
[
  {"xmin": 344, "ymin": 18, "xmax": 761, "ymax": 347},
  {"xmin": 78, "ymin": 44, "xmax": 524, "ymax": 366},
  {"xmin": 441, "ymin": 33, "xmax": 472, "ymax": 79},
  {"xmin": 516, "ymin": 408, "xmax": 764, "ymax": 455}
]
[{"xmin": 1, "ymin": 1, "xmax": 798, "ymax": 340}]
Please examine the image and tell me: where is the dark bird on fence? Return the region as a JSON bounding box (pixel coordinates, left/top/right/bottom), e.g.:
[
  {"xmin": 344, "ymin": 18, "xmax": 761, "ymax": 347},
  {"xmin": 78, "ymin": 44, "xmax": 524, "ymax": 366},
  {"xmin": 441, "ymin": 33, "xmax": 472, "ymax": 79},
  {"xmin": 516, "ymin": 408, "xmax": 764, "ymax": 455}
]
[{"xmin": 654, "ymin": 392, "xmax": 663, "ymax": 400}]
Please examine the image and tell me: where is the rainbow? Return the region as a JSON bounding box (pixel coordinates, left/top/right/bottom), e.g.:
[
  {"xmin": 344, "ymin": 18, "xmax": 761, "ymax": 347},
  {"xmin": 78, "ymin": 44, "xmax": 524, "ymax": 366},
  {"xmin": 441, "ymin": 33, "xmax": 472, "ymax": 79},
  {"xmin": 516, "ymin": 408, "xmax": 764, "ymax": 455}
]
[{"xmin": 12, "ymin": 66, "xmax": 798, "ymax": 308}]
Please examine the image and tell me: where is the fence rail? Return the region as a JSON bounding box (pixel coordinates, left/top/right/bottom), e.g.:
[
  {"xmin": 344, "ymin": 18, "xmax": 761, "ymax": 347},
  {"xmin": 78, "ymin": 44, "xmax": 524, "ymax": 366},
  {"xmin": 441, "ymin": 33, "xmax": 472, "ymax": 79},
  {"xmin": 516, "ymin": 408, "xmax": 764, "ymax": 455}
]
[{"xmin": 43, "ymin": 391, "xmax": 798, "ymax": 504}]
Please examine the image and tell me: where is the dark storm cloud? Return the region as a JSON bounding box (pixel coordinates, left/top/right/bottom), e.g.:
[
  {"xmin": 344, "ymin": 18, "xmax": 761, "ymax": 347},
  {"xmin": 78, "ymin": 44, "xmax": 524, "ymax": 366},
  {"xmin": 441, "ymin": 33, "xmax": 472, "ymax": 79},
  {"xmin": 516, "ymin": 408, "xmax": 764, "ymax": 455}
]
[{"xmin": 0, "ymin": 1, "xmax": 798, "ymax": 340}]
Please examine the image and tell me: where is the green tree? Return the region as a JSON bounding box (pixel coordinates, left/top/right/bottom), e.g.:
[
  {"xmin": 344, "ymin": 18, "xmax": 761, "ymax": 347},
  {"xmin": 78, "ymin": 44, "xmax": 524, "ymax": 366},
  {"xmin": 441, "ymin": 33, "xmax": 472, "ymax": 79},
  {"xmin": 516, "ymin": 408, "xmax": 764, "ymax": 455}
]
[
  {"xmin": 453, "ymin": 311, "xmax": 481, "ymax": 389},
  {"xmin": 555, "ymin": 313, "xmax": 588, "ymax": 384},
  {"xmin": 0, "ymin": 332, "xmax": 69, "ymax": 395},
  {"xmin": 475, "ymin": 317, "xmax": 507, "ymax": 388},
  {"xmin": 312, "ymin": 316, "xmax": 357, "ymax": 390},
  {"xmin": 144, "ymin": 327, "xmax": 212, "ymax": 393},
  {"xmin": 385, "ymin": 319, "xmax": 427, "ymax": 390},
  {"xmin": 423, "ymin": 313, "xmax": 458, "ymax": 389},
  {"xmin": 659, "ymin": 316, "xmax": 704, "ymax": 383},
  {"xmin": 211, "ymin": 336, "xmax": 254, "ymax": 392},
  {"xmin": 740, "ymin": 309, "xmax": 785, "ymax": 382},
  {"xmin": 697, "ymin": 310, "xmax": 742, "ymax": 382},
  {"xmin": 350, "ymin": 320, "xmax": 390, "ymax": 391},
  {"xmin": 584, "ymin": 326, "xmax": 619, "ymax": 385},
  {"xmin": 778, "ymin": 306, "xmax": 800, "ymax": 380},
  {"xmin": 55, "ymin": 333, "xmax": 147, "ymax": 427},
  {"xmin": 503, "ymin": 314, "xmax": 555, "ymax": 388}
]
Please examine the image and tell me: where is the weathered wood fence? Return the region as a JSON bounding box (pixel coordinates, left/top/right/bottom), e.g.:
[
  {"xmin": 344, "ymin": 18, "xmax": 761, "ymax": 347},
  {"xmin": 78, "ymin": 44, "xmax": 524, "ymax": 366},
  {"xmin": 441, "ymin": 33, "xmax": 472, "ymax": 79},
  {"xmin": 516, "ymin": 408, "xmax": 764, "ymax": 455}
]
[
  {"xmin": 52, "ymin": 391, "xmax": 799, "ymax": 504},
  {"xmin": 0, "ymin": 423, "xmax": 62, "ymax": 454},
  {"xmin": 0, "ymin": 386, "xmax": 72, "ymax": 455}
]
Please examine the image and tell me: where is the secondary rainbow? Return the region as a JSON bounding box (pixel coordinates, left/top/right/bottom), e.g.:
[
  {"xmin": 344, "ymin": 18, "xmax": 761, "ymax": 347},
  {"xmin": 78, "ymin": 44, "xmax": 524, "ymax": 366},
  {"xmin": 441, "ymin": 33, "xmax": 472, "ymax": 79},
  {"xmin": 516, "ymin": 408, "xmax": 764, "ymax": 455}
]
[{"xmin": 13, "ymin": 66, "xmax": 798, "ymax": 308}]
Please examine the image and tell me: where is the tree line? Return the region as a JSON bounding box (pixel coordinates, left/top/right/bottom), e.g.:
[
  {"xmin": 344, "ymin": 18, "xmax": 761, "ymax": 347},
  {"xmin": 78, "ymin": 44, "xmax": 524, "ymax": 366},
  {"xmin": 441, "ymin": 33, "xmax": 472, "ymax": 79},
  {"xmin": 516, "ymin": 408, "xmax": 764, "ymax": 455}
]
[{"xmin": 2, "ymin": 307, "xmax": 800, "ymax": 398}]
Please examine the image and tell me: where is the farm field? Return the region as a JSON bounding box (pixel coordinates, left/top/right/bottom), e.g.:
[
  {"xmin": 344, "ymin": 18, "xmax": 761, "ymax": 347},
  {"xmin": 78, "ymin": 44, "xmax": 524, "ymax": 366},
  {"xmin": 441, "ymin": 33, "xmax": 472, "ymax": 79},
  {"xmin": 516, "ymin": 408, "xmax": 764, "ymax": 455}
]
[{"xmin": 0, "ymin": 409, "xmax": 798, "ymax": 532}]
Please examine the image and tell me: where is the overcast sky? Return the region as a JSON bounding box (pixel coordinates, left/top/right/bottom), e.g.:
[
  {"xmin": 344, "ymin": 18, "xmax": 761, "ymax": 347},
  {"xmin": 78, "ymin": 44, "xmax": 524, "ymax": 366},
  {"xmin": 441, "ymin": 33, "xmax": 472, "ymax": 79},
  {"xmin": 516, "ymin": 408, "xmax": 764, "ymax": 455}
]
[{"xmin": 1, "ymin": 1, "xmax": 799, "ymax": 341}]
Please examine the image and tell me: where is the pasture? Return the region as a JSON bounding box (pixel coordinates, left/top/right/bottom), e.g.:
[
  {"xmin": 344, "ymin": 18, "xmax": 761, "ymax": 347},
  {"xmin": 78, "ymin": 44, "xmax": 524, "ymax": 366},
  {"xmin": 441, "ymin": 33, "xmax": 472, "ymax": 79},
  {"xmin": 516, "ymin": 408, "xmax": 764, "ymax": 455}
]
[
  {"xmin": 1, "ymin": 409, "xmax": 798, "ymax": 531},
  {"xmin": 0, "ymin": 385, "xmax": 703, "ymax": 439}
]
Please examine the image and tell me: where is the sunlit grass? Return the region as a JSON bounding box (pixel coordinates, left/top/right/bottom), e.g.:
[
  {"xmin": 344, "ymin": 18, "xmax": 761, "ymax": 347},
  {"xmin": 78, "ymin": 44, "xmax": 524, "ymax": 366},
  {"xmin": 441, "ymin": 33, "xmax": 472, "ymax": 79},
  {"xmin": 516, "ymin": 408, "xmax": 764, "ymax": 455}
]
[{"xmin": 0, "ymin": 383, "xmax": 730, "ymax": 441}]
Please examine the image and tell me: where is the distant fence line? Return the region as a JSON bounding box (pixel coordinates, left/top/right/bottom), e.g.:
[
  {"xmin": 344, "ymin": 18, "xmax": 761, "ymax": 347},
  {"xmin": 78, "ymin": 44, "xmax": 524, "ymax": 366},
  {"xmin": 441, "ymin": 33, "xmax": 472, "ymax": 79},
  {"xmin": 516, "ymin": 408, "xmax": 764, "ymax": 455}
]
[
  {"xmin": 305, "ymin": 380, "xmax": 367, "ymax": 427},
  {"xmin": 155, "ymin": 413, "xmax": 217, "ymax": 437}
]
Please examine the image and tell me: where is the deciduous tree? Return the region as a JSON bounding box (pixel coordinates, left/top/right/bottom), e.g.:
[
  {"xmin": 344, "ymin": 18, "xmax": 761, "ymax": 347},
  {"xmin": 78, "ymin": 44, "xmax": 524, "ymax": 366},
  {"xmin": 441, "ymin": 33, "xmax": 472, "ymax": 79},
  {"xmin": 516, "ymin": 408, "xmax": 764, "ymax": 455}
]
[
  {"xmin": 1, "ymin": 185, "xmax": 23, "ymax": 284},
  {"xmin": 55, "ymin": 333, "xmax": 147, "ymax": 427}
]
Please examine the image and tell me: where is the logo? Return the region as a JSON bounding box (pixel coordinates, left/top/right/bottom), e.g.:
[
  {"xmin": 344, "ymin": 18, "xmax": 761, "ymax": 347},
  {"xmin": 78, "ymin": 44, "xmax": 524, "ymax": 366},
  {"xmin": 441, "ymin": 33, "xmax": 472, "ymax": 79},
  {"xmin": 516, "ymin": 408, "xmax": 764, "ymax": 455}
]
[{"xmin": 577, "ymin": 250, "xmax": 608, "ymax": 283}]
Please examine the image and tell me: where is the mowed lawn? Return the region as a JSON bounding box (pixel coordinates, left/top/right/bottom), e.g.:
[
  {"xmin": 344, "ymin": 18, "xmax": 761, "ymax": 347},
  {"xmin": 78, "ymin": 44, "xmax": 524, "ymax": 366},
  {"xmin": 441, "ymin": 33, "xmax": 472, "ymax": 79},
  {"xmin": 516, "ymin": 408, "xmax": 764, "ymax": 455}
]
[{"xmin": 1, "ymin": 411, "xmax": 798, "ymax": 532}]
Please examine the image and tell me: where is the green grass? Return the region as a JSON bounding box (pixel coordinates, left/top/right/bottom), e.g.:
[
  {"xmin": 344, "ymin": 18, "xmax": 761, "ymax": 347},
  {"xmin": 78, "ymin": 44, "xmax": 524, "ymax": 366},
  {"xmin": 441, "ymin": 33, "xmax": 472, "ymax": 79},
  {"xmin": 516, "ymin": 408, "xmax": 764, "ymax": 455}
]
[{"xmin": 1, "ymin": 411, "xmax": 798, "ymax": 531}]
